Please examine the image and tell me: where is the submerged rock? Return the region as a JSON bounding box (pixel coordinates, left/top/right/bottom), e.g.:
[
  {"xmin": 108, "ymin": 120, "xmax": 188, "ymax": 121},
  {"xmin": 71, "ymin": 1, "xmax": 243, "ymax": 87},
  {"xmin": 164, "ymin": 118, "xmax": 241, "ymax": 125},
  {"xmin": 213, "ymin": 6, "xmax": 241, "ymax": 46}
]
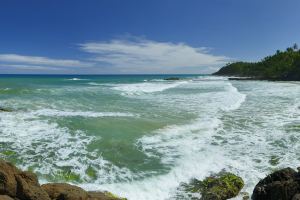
[
  {"xmin": 181, "ymin": 172, "xmax": 244, "ymax": 200},
  {"xmin": 0, "ymin": 159, "xmax": 126, "ymax": 200},
  {"xmin": 0, "ymin": 108, "xmax": 12, "ymax": 112},
  {"xmin": 164, "ymin": 77, "xmax": 181, "ymax": 80},
  {"xmin": 252, "ymin": 167, "xmax": 300, "ymax": 200}
]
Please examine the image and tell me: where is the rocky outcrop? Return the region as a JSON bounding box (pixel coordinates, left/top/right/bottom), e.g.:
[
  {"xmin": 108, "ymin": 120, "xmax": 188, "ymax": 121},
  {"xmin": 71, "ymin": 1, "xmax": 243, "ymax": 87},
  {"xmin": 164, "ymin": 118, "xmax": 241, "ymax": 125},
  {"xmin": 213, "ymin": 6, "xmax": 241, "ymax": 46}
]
[
  {"xmin": 252, "ymin": 167, "xmax": 300, "ymax": 200},
  {"xmin": 0, "ymin": 160, "xmax": 126, "ymax": 200},
  {"xmin": 181, "ymin": 172, "xmax": 244, "ymax": 200}
]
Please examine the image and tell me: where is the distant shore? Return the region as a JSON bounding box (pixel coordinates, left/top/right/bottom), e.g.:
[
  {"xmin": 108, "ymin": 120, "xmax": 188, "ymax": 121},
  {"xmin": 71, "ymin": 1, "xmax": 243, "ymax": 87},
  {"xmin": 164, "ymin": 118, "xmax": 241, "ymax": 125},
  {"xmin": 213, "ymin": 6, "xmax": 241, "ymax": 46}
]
[{"xmin": 213, "ymin": 44, "xmax": 300, "ymax": 81}]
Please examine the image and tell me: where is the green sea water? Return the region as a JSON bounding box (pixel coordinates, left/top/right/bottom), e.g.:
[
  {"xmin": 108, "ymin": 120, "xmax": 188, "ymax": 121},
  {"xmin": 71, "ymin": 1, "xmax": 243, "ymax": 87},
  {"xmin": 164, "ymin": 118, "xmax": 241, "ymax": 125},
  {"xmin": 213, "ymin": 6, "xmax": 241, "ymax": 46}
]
[{"xmin": 0, "ymin": 75, "xmax": 299, "ymax": 200}]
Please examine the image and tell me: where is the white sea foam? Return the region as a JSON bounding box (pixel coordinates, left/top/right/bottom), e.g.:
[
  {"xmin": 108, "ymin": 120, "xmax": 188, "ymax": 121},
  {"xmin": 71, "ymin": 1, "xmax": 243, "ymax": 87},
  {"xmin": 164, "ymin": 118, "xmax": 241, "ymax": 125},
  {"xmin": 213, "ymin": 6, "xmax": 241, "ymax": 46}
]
[
  {"xmin": 113, "ymin": 81, "xmax": 189, "ymax": 95},
  {"xmin": 30, "ymin": 109, "xmax": 136, "ymax": 118},
  {"xmin": 2, "ymin": 77, "xmax": 299, "ymax": 200},
  {"xmin": 0, "ymin": 111, "xmax": 135, "ymax": 183},
  {"xmin": 87, "ymin": 82, "xmax": 103, "ymax": 86},
  {"xmin": 79, "ymin": 80, "xmax": 248, "ymax": 200},
  {"xmin": 67, "ymin": 78, "xmax": 89, "ymax": 81}
]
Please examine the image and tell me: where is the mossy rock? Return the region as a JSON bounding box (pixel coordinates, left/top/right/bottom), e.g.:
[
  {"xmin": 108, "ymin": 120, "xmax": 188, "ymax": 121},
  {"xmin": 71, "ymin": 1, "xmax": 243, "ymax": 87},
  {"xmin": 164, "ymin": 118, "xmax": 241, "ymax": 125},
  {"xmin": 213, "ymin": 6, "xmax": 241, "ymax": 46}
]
[
  {"xmin": 104, "ymin": 191, "xmax": 127, "ymax": 200},
  {"xmin": 86, "ymin": 166, "xmax": 97, "ymax": 180},
  {"xmin": 0, "ymin": 107, "xmax": 12, "ymax": 112},
  {"xmin": 183, "ymin": 172, "xmax": 244, "ymax": 200},
  {"xmin": 55, "ymin": 170, "xmax": 82, "ymax": 183},
  {"xmin": 1, "ymin": 150, "xmax": 16, "ymax": 156}
]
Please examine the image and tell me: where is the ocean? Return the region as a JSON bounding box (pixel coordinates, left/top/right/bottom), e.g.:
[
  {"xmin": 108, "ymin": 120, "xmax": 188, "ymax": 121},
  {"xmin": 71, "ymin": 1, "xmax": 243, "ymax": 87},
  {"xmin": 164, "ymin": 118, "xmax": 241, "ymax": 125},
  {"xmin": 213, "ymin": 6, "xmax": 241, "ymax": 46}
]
[{"xmin": 0, "ymin": 74, "xmax": 299, "ymax": 199}]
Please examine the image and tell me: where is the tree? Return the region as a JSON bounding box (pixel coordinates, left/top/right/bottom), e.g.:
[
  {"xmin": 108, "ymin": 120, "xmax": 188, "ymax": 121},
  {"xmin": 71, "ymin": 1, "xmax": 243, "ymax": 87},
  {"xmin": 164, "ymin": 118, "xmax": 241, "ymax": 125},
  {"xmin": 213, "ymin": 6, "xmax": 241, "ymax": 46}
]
[{"xmin": 293, "ymin": 43, "xmax": 298, "ymax": 50}]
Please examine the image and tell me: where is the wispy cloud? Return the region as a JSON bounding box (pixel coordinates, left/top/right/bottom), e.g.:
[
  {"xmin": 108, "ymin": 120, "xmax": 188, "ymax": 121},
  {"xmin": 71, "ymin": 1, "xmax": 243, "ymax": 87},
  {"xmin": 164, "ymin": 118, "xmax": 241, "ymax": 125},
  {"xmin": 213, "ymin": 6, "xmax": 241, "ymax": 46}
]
[
  {"xmin": 0, "ymin": 54, "xmax": 94, "ymax": 70},
  {"xmin": 80, "ymin": 38, "xmax": 230, "ymax": 73}
]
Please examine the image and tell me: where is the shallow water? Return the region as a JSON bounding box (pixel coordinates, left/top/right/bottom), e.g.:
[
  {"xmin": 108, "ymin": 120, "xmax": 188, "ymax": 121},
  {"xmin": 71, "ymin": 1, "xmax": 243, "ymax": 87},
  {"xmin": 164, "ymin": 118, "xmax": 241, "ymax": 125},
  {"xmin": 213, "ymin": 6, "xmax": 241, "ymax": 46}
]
[{"xmin": 0, "ymin": 75, "xmax": 299, "ymax": 200}]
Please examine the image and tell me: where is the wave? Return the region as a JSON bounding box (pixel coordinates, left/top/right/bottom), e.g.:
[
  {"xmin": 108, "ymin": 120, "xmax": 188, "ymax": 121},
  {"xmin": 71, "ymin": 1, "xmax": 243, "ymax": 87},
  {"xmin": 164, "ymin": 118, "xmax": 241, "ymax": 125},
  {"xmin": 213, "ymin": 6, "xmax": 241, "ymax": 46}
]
[
  {"xmin": 113, "ymin": 81, "xmax": 189, "ymax": 95},
  {"xmin": 77, "ymin": 81, "xmax": 248, "ymax": 199},
  {"xmin": 221, "ymin": 83, "xmax": 246, "ymax": 111},
  {"xmin": 30, "ymin": 109, "xmax": 137, "ymax": 118}
]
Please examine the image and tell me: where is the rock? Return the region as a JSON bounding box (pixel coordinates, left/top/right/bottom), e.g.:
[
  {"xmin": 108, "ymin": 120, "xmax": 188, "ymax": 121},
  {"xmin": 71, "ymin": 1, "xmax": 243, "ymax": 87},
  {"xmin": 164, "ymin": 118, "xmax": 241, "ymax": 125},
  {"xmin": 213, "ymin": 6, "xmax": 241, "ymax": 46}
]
[
  {"xmin": 252, "ymin": 167, "xmax": 300, "ymax": 200},
  {"xmin": 88, "ymin": 191, "xmax": 127, "ymax": 200},
  {"xmin": 293, "ymin": 194, "xmax": 300, "ymax": 200},
  {"xmin": 0, "ymin": 108, "xmax": 12, "ymax": 112},
  {"xmin": 0, "ymin": 160, "xmax": 20, "ymax": 197},
  {"xmin": 240, "ymin": 192, "xmax": 250, "ymax": 200},
  {"xmin": 15, "ymin": 171, "xmax": 50, "ymax": 200},
  {"xmin": 181, "ymin": 172, "xmax": 244, "ymax": 200},
  {"xmin": 164, "ymin": 77, "xmax": 180, "ymax": 81},
  {"xmin": 0, "ymin": 195, "xmax": 14, "ymax": 200},
  {"xmin": 0, "ymin": 160, "xmax": 125, "ymax": 200},
  {"xmin": 41, "ymin": 183, "xmax": 88, "ymax": 200}
]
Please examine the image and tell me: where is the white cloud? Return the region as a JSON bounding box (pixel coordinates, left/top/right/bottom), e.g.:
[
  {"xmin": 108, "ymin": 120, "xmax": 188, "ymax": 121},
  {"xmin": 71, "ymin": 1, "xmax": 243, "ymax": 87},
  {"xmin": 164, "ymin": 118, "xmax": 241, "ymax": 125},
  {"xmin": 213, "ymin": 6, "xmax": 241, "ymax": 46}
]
[
  {"xmin": 80, "ymin": 38, "xmax": 230, "ymax": 73},
  {"xmin": 0, "ymin": 54, "xmax": 93, "ymax": 68}
]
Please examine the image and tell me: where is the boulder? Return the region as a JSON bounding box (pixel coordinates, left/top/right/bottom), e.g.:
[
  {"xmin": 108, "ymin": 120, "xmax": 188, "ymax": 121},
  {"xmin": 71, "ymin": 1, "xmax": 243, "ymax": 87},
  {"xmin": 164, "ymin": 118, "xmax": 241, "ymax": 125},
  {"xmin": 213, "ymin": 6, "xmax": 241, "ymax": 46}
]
[
  {"xmin": 0, "ymin": 160, "xmax": 126, "ymax": 200},
  {"xmin": 15, "ymin": 171, "xmax": 50, "ymax": 200},
  {"xmin": 252, "ymin": 167, "xmax": 300, "ymax": 200},
  {"xmin": 41, "ymin": 183, "xmax": 88, "ymax": 200},
  {"xmin": 181, "ymin": 172, "xmax": 244, "ymax": 200},
  {"xmin": 0, "ymin": 160, "xmax": 20, "ymax": 197}
]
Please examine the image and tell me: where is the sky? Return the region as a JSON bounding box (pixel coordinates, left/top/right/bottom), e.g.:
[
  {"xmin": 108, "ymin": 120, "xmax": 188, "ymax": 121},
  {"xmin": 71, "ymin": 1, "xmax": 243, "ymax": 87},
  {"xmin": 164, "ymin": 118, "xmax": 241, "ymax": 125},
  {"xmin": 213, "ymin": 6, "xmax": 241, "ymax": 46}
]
[{"xmin": 0, "ymin": 0, "xmax": 299, "ymax": 74}]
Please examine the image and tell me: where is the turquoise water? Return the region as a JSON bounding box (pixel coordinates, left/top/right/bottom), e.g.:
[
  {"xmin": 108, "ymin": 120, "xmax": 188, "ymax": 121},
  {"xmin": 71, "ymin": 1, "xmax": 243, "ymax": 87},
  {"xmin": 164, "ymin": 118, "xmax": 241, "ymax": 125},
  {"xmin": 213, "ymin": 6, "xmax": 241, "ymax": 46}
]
[{"xmin": 0, "ymin": 75, "xmax": 299, "ymax": 199}]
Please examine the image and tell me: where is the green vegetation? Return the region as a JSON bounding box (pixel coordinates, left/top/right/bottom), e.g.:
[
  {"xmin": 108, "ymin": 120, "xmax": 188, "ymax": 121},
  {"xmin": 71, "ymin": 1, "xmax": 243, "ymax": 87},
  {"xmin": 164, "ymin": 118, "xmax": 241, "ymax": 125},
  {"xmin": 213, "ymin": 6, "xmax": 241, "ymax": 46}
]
[
  {"xmin": 182, "ymin": 172, "xmax": 244, "ymax": 200},
  {"xmin": 213, "ymin": 44, "xmax": 300, "ymax": 80}
]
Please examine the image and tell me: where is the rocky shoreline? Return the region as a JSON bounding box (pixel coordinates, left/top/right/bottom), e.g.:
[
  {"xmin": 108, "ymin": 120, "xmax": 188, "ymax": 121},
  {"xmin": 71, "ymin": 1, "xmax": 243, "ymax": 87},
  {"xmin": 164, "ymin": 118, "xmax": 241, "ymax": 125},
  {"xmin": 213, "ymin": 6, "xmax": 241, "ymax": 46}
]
[
  {"xmin": 2, "ymin": 159, "xmax": 300, "ymax": 200},
  {"xmin": 0, "ymin": 160, "xmax": 125, "ymax": 200}
]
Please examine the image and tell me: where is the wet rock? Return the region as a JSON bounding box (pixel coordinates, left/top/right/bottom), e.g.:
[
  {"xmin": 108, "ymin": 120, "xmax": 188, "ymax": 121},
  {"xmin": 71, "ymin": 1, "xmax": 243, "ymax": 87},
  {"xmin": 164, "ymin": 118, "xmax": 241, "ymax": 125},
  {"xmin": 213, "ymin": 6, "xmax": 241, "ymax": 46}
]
[
  {"xmin": 252, "ymin": 167, "xmax": 300, "ymax": 200},
  {"xmin": 0, "ymin": 108, "xmax": 12, "ymax": 112},
  {"xmin": 0, "ymin": 160, "xmax": 20, "ymax": 197},
  {"xmin": 181, "ymin": 172, "xmax": 244, "ymax": 200},
  {"xmin": 16, "ymin": 171, "xmax": 50, "ymax": 200},
  {"xmin": 0, "ymin": 160, "xmax": 125, "ymax": 200},
  {"xmin": 88, "ymin": 191, "xmax": 127, "ymax": 200},
  {"xmin": 41, "ymin": 183, "xmax": 88, "ymax": 200}
]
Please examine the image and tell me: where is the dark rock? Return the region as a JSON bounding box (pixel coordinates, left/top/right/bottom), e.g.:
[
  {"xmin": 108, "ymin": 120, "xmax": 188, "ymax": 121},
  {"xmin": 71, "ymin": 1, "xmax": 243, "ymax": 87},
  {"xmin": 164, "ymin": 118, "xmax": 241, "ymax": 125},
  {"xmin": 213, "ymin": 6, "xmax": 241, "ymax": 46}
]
[
  {"xmin": 41, "ymin": 183, "xmax": 88, "ymax": 200},
  {"xmin": 293, "ymin": 194, "xmax": 300, "ymax": 200},
  {"xmin": 252, "ymin": 168, "xmax": 300, "ymax": 200},
  {"xmin": 0, "ymin": 108, "xmax": 12, "ymax": 112},
  {"xmin": 164, "ymin": 77, "xmax": 180, "ymax": 81},
  {"xmin": 181, "ymin": 172, "xmax": 244, "ymax": 200}
]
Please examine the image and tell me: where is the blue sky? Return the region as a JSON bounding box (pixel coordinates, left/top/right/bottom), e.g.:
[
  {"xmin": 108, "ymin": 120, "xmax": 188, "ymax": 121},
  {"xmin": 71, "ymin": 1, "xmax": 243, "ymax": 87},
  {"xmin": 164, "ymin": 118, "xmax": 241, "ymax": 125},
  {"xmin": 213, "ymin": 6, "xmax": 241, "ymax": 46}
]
[{"xmin": 0, "ymin": 0, "xmax": 299, "ymax": 74}]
